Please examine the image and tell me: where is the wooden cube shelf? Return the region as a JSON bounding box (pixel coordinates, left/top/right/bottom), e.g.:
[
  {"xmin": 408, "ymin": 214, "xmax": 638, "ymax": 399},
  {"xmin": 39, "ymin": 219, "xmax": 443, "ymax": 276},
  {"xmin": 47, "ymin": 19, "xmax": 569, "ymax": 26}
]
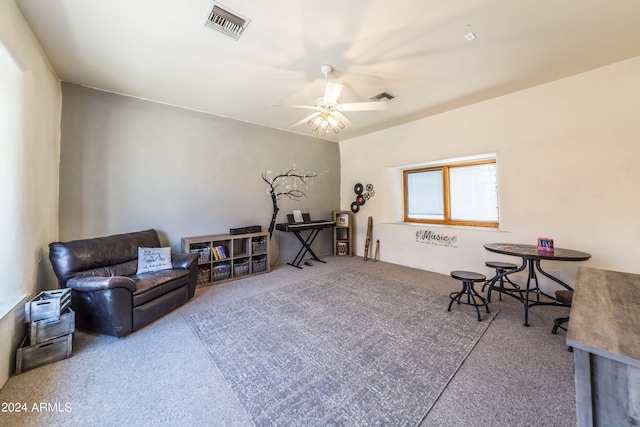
[{"xmin": 182, "ymin": 231, "xmax": 270, "ymax": 286}]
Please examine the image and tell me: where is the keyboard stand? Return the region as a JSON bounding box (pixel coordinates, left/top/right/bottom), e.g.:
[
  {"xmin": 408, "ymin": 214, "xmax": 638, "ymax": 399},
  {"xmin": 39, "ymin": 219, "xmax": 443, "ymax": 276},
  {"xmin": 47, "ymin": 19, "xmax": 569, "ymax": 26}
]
[
  {"xmin": 275, "ymin": 220, "xmax": 335, "ymax": 268},
  {"xmin": 288, "ymin": 228, "xmax": 324, "ymax": 268}
]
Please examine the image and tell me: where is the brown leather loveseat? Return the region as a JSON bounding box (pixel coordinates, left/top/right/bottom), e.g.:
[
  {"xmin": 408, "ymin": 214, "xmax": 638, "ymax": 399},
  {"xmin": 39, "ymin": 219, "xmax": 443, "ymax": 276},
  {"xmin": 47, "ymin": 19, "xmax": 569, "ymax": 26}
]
[{"xmin": 48, "ymin": 229, "xmax": 198, "ymax": 337}]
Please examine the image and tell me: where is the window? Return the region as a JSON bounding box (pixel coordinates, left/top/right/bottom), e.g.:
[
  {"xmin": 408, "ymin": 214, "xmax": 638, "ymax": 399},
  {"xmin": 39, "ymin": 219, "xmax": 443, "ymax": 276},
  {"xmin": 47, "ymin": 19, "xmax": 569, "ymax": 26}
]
[
  {"xmin": 1, "ymin": 39, "xmax": 28, "ymax": 318},
  {"xmin": 404, "ymin": 159, "xmax": 498, "ymax": 227}
]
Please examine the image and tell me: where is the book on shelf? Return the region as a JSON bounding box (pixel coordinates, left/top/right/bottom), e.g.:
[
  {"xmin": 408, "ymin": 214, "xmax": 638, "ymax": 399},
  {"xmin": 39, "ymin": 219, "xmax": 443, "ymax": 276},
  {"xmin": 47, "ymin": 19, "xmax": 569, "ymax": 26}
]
[{"xmin": 211, "ymin": 246, "xmax": 227, "ymax": 260}]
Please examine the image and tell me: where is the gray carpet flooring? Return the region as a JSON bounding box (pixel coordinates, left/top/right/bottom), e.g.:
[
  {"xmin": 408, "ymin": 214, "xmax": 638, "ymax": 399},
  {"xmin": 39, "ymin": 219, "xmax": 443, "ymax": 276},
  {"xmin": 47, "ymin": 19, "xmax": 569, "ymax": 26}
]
[{"xmin": 0, "ymin": 256, "xmax": 576, "ymax": 426}]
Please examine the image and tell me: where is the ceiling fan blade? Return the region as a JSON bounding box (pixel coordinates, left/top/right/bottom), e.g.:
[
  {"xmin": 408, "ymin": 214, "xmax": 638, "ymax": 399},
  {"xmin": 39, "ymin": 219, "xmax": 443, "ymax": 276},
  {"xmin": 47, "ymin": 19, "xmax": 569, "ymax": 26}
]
[
  {"xmin": 332, "ymin": 111, "xmax": 352, "ymax": 127},
  {"xmin": 288, "ymin": 112, "xmax": 322, "ymax": 129},
  {"xmin": 323, "ymin": 82, "xmax": 343, "ymax": 105},
  {"xmin": 338, "ymin": 101, "xmax": 388, "ymax": 112},
  {"xmin": 272, "ymin": 104, "xmax": 322, "ymax": 111}
]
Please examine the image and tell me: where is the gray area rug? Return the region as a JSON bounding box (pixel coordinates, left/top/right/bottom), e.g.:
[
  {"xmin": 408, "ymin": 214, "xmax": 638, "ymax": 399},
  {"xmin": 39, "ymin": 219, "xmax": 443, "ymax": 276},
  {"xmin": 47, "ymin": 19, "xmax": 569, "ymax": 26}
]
[{"xmin": 187, "ymin": 270, "xmax": 496, "ymax": 426}]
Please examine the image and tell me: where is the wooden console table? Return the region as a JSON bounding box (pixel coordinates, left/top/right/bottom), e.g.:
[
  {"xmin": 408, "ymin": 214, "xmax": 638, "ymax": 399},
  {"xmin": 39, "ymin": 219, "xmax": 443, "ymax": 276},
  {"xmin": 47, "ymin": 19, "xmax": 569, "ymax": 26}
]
[{"xmin": 567, "ymin": 266, "xmax": 640, "ymax": 426}]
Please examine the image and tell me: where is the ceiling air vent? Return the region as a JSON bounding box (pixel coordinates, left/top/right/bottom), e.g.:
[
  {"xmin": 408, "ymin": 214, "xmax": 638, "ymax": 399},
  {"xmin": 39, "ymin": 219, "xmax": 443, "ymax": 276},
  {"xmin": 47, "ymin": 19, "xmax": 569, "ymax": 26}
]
[
  {"xmin": 370, "ymin": 92, "xmax": 396, "ymax": 101},
  {"xmin": 203, "ymin": 2, "xmax": 251, "ymax": 41}
]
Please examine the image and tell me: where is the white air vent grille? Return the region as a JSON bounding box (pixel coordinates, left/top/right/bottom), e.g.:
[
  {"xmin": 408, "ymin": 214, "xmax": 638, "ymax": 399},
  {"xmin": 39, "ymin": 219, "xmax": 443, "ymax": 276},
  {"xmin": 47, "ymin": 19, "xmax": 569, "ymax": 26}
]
[
  {"xmin": 370, "ymin": 92, "xmax": 396, "ymax": 101},
  {"xmin": 203, "ymin": 2, "xmax": 250, "ymax": 41}
]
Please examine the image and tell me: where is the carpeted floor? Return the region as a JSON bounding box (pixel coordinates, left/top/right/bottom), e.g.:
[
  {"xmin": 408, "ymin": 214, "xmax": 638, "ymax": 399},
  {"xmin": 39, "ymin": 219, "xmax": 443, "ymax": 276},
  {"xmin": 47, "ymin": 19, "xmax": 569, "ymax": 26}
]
[
  {"xmin": 187, "ymin": 270, "xmax": 496, "ymax": 426},
  {"xmin": 0, "ymin": 256, "xmax": 576, "ymax": 426}
]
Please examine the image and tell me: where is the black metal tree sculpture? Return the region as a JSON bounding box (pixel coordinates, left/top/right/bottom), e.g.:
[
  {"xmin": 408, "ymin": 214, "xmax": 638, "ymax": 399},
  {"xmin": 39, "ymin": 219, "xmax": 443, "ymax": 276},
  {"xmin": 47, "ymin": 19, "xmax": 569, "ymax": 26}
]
[{"xmin": 262, "ymin": 167, "xmax": 318, "ymax": 238}]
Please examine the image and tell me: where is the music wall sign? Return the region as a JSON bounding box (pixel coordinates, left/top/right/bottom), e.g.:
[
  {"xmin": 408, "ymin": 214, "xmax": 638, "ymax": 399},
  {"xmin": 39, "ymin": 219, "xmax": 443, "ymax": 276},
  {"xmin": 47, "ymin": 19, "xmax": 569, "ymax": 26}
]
[{"xmin": 415, "ymin": 229, "xmax": 458, "ymax": 248}]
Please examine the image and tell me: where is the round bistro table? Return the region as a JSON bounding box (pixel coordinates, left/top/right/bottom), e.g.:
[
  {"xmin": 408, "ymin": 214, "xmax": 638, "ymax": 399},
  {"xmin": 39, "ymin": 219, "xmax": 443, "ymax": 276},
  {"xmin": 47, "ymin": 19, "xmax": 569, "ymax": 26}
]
[{"xmin": 483, "ymin": 243, "xmax": 591, "ymax": 326}]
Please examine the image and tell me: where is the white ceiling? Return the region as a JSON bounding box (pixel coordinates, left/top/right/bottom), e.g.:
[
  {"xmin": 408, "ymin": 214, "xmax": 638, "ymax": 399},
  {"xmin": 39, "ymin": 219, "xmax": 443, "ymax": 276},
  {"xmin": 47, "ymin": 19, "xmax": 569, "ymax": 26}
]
[{"xmin": 15, "ymin": 0, "xmax": 640, "ymax": 142}]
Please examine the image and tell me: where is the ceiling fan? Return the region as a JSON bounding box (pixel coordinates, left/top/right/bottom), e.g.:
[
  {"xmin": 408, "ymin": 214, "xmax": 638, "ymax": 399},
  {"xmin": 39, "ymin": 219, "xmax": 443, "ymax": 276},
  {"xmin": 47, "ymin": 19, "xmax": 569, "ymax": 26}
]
[{"xmin": 275, "ymin": 65, "xmax": 387, "ymax": 136}]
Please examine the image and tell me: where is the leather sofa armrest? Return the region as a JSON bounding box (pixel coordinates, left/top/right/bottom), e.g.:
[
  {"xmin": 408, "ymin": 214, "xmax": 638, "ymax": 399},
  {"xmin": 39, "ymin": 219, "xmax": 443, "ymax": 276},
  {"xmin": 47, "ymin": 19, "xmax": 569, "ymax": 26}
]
[
  {"xmin": 66, "ymin": 275, "xmax": 136, "ymax": 293},
  {"xmin": 172, "ymin": 252, "xmax": 199, "ymax": 299},
  {"xmin": 172, "ymin": 252, "xmax": 199, "ymax": 270}
]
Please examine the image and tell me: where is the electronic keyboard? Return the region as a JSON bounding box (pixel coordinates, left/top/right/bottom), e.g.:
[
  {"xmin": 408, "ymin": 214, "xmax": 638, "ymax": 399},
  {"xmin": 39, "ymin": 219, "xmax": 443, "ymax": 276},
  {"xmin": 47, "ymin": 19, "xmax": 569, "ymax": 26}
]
[{"xmin": 276, "ymin": 220, "xmax": 336, "ymax": 232}]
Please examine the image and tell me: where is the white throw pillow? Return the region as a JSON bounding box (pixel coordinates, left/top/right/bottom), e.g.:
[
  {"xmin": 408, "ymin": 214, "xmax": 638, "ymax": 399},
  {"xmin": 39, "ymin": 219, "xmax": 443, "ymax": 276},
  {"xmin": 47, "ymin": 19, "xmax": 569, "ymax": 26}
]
[{"xmin": 137, "ymin": 247, "xmax": 172, "ymax": 274}]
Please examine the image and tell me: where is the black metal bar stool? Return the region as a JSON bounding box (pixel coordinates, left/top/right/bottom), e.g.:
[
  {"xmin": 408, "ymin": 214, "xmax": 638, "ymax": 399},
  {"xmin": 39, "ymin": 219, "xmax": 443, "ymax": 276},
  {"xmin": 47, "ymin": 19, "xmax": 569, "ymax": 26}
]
[
  {"xmin": 482, "ymin": 261, "xmax": 520, "ymax": 301},
  {"xmin": 552, "ymin": 290, "xmax": 573, "ymax": 334},
  {"xmin": 552, "ymin": 290, "xmax": 573, "ymax": 352},
  {"xmin": 448, "ymin": 271, "xmax": 490, "ymax": 321}
]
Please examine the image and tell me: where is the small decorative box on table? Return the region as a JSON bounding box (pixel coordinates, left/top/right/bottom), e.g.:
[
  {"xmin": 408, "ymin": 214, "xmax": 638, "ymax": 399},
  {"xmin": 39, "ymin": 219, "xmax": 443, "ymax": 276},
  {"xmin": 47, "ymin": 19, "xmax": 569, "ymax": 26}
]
[
  {"xmin": 537, "ymin": 237, "xmax": 554, "ymax": 252},
  {"xmin": 17, "ymin": 288, "xmax": 74, "ymax": 374}
]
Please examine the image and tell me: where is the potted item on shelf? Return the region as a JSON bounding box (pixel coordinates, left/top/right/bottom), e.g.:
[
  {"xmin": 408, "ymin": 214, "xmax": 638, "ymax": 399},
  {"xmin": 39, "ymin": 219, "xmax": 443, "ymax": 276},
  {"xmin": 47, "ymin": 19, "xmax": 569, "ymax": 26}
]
[{"xmin": 337, "ymin": 242, "xmax": 349, "ymax": 256}]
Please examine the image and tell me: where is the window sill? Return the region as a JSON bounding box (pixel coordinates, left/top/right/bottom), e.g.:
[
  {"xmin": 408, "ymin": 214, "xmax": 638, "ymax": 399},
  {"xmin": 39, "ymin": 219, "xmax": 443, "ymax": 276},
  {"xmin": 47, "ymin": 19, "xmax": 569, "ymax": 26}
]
[
  {"xmin": 391, "ymin": 221, "xmax": 507, "ymax": 232},
  {"xmin": 0, "ymin": 294, "xmax": 27, "ymax": 322}
]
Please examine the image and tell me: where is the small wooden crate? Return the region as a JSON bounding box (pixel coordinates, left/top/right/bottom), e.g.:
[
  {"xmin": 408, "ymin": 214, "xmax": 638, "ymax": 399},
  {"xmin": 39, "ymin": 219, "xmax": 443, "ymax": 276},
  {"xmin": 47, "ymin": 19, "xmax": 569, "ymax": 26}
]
[
  {"xmin": 16, "ymin": 334, "xmax": 73, "ymax": 374},
  {"xmin": 24, "ymin": 288, "xmax": 71, "ymax": 323},
  {"xmin": 29, "ymin": 309, "xmax": 75, "ymax": 344}
]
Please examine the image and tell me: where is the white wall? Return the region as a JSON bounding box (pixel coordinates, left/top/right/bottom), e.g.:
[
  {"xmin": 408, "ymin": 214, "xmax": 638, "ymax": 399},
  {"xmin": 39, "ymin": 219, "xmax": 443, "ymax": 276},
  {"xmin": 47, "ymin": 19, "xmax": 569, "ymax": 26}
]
[
  {"xmin": 0, "ymin": 0, "xmax": 61, "ymax": 388},
  {"xmin": 340, "ymin": 56, "xmax": 640, "ymax": 290}
]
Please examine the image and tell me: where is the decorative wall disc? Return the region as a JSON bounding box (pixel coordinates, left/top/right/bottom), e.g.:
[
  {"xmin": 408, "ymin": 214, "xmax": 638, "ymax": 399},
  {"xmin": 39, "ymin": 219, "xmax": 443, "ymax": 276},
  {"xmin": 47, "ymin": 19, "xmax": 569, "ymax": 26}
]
[{"xmin": 351, "ymin": 182, "xmax": 375, "ymax": 213}]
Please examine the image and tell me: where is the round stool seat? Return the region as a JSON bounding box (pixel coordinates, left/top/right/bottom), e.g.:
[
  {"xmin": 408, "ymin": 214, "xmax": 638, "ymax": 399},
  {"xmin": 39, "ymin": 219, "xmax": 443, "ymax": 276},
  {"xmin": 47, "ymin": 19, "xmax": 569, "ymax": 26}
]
[
  {"xmin": 451, "ymin": 271, "xmax": 486, "ymax": 282},
  {"xmin": 485, "ymin": 261, "xmax": 518, "ymax": 270},
  {"xmin": 483, "ymin": 261, "xmax": 521, "ymax": 301},
  {"xmin": 555, "ymin": 290, "xmax": 573, "ymax": 304},
  {"xmin": 448, "ymin": 271, "xmax": 490, "ymax": 321}
]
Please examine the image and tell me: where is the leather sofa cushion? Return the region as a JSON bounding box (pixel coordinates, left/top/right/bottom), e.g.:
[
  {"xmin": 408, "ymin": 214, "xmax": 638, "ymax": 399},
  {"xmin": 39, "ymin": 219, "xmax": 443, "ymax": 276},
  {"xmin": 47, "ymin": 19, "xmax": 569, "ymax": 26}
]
[
  {"xmin": 78, "ymin": 260, "xmax": 138, "ymax": 279},
  {"xmin": 131, "ymin": 269, "xmax": 189, "ymax": 307},
  {"xmin": 49, "ymin": 229, "xmax": 161, "ymax": 287},
  {"xmin": 133, "ymin": 285, "xmax": 189, "ymax": 330}
]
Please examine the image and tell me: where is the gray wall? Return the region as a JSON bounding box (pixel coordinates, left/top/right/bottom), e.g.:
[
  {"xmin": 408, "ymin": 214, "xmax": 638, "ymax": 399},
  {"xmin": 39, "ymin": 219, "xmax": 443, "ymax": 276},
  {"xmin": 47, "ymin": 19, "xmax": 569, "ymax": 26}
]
[{"xmin": 59, "ymin": 83, "xmax": 340, "ymax": 264}]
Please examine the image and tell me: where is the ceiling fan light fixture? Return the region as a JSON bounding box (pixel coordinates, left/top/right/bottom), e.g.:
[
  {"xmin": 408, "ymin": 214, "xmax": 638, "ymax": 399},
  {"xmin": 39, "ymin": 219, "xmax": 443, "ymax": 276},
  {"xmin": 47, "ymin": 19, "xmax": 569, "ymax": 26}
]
[
  {"xmin": 280, "ymin": 64, "xmax": 385, "ymax": 137},
  {"xmin": 308, "ymin": 109, "xmax": 345, "ymax": 136}
]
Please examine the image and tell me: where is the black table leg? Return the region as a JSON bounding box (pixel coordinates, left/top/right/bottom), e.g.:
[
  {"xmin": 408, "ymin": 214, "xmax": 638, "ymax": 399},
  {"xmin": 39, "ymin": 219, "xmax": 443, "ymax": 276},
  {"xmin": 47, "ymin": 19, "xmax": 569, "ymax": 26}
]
[
  {"xmin": 487, "ymin": 258, "xmax": 527, "ymax": 303},
  {"xmin": 523, "ymin": 259, "xmax": 537, "ymax": 326},
  {"xmin": 534, "ymin": 259, "xmax": 573, "ymax": 291},
  {"xmin": 524, "ymin": 259, "xmax": 572, "ymax": 326}
]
